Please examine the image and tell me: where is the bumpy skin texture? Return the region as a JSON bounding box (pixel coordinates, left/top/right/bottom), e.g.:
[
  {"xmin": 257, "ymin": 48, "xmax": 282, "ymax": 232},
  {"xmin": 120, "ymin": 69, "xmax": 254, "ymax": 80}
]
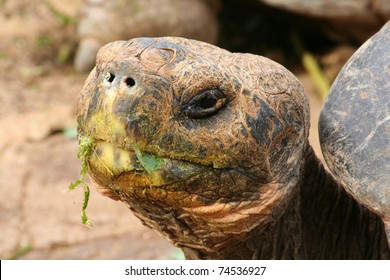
[
  {"xmin": 320, "ymin": 21, "xmax": 390, "ymax": 243},
  {"xmin": 77, "ymin": 37, "xmax": 390, "ymax": 259}
]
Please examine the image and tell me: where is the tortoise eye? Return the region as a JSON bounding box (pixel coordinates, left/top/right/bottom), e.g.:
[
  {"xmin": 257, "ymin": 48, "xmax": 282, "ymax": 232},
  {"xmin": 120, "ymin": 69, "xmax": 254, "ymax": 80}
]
[{"xmin": 182, "ymin": 89, "xmax": 227, "ymax": 118}]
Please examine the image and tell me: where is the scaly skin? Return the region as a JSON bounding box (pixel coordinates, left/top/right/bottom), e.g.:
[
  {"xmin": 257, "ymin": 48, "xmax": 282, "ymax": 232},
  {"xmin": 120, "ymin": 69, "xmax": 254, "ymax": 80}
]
[{"xmin": 76, "ymin": 37, "xmax": 389, "ymax": 259}]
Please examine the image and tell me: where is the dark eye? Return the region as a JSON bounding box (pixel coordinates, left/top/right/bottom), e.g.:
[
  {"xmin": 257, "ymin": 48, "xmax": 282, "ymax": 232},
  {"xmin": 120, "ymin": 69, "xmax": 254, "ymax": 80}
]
[{"xmin": 182, "ymin": 89, "xmax": 227, "ymax": 118}]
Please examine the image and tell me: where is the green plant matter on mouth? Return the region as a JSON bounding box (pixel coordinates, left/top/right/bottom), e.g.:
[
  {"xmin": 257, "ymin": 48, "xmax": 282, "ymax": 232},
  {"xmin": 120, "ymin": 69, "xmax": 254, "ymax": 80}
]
[
  {"xmin": 132, "ymin": 145, "xmax": 164, "ymax": 174},
  {"xmin": 68, "ymin": 135, "xmax": 95, "ymax": 227}
]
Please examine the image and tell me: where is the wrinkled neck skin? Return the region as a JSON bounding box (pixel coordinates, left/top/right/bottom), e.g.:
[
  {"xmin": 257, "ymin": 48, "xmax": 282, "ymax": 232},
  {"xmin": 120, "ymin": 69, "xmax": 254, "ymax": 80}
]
[
  {"xmin": 299, "ymin": 146, "xmax": 390, "ymax": 259},
  {"xmin": 179, "ymin": 145, "xmax": 390, "ymax": 259},
  {"xmin": 181, "ymin": 190, "xmax": 302, "ymax": 259}
]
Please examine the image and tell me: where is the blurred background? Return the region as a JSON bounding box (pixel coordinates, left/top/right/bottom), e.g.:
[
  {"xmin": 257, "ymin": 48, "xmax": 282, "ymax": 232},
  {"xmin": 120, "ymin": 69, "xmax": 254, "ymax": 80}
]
[{"xmin": 0, "ymin": 0, "xmax": 388, "ymax": 259}]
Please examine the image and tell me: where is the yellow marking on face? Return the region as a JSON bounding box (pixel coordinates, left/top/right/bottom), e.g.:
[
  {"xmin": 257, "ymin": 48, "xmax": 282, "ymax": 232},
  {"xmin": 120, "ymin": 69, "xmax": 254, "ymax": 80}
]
[
  {"xmin": 88, "ymin": 141, "xmax": 167, "ymax": 188},
  {"xmin": 84, "ymin": 89, "xmax": 128, "ymax": 142}
]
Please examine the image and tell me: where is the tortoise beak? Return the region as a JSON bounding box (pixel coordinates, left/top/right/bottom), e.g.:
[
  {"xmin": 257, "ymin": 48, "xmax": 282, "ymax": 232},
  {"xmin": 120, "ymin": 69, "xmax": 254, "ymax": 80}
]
[{"xmin": 86, "ymin": 140, "xmax": 210, "ymax": 191}]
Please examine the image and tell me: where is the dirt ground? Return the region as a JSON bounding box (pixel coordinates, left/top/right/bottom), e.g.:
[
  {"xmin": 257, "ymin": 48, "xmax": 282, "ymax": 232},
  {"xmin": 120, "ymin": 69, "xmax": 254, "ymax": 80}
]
[{"xmin": 0, "ymin": 0, "xmax": 357, "ymax": 259}]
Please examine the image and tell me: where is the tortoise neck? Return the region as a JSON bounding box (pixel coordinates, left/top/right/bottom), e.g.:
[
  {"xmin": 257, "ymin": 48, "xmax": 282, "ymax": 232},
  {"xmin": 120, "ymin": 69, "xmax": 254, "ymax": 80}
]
[
  {"xmin": 182, "ymin": 145, "xmax": 390, "ymax": 259},
  {"xmin": 299, "ymin": 145, "xmax": 390, "ymax": 259},
  {"xmin": 247, "ymin": 189, "xmax": 303, "ymax": 259},
  {"xmin": 182, "ymin": 177, "xmax": 304, "ymax": 260}
]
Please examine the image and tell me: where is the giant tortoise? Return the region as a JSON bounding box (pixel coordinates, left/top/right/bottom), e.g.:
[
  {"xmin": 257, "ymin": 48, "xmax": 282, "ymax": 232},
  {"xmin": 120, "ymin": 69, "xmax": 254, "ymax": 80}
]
[{"xmin": 74, "ymin": 21, "xmax": 390, "ymax": 259}]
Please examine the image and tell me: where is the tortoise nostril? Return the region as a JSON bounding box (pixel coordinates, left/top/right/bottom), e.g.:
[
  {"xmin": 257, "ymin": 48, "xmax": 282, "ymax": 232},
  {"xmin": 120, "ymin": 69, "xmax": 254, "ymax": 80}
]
[
  {"xmin": 125, "ymin": 77, "xmax": 136, "ymax": 87},
  {"xmin": 106, "ymin": 72, "xmax": 115, "ymax": 83}
]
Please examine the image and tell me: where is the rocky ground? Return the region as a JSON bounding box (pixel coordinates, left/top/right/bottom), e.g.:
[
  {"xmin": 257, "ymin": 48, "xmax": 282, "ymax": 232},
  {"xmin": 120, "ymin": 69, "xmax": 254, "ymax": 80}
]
[{"xmin": 0, "ymin": 0, "xmax": 358, "ymax": 259}]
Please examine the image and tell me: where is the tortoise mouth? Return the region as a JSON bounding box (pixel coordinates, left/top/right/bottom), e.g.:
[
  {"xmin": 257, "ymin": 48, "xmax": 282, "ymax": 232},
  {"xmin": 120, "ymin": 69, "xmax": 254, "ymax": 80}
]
[
  {"xmin": 86, "ymin": 139, "xmax": 211, "ymax": 190},
  {"xmin": 83, "ymin": 139, "xmax": 283, "ymax": 233}
]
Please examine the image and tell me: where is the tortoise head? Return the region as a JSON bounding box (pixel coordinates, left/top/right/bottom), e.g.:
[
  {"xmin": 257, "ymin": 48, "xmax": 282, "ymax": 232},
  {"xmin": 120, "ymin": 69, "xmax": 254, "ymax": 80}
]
[{"xmin": 76, "ymin": 37, "xmax": 309, "ymax": 256}]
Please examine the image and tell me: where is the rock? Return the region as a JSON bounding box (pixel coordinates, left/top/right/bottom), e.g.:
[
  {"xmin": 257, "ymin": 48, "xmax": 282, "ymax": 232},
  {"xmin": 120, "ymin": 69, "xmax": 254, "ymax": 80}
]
[
  {"xmin": 74, "ymin": 0, "xmax": 220, "ymax": 72},
  {"xmin": 259, "ymin": 0, "xmax": 390, "ymax": 43}
]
